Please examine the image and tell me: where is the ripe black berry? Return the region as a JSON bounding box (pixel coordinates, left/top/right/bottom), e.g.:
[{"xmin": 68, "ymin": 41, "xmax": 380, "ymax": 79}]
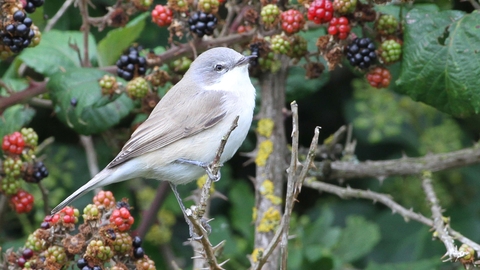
[
  {"xmin": 188, "ymin": 11, "xmax": 217, "ymax": 38},
  {"xmin": 23, "ymin": 18, "xmax": 33, "ymax": 28},
  {"xmin": 133, "ymin": 247, "xmax": 145, "ymax": 259},
  {"xmin": 13, "ymin": 11, "xmax": 26, "ymax": 22},
  {"xmin": 132, "ymin": 236, "xmax": 142, "ymax": 248},
  {"xmin": 25, "ymin": 2, "xmax": 36, "ymax": 13},
  {"xmin": 40, "ymin": 221, "xmax": 50, "ymax": 229},
  {"xmin": 16, "ymin": 24, "xmax": 29, "ymax": 36},
  {"xmin": 346, "ymin": 37, "xmax": 377, "ymax": 69},
  {"xmin": 116, "ymin": 46, "xmax": 147, "ymax": 81},
  {"xmin": 92, "ymin": 266, "xmax": 102, "ymax": 270},
  {"xmin": 116, "ymin": 200, "xmax": 131, "ymax": 209},
  {"xmin": 33, "ymin": 161, "xmax": 49, "ymax": 182},
  {"xmin": 30, "ymin": 0, "xmax": 45, "ymax": 8},
  {"xmin": 77, "ymin": 258, "xmax": 88, "ymax": 268}
]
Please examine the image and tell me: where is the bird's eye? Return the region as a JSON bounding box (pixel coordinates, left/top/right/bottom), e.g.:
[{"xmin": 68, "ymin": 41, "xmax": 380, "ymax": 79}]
[{"xmin": 214, "ymin": 64, "xmax": 224, "ymax": 72}]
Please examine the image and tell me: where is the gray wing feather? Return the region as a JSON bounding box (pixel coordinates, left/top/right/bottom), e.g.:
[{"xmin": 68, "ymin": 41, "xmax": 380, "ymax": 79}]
[{"xmin": 107, "ymin": 90, "xmax": 228, "ymax": 168}]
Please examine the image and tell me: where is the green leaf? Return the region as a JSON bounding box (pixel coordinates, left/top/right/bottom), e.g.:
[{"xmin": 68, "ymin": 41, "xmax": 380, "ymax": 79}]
[
  {"xmin": 47, "ymin": 68, "xmax": 134, "ymax": 135},
  {"xmin": 0, "ymin": 105, "xmax": 35, "ymax": 138},
  {"xmin": 19, "ymin": 30, "xmax": 97, "ymax": 77},
  {"xmin": 396, "ymin": 9, "xmax": 480, "ymax": 117},
  {"xmin": 333, "ymin": 216, "xmax": 380, "ymax": 263},
  {"xmin": 96, "ymin": 13, "xmax": 149, "ymax": 67}
]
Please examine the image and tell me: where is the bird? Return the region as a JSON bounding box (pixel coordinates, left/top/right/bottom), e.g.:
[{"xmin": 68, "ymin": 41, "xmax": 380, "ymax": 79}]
[{"xmin": 51, "ymin": 47, "xmax": 257, "ymax": 219}]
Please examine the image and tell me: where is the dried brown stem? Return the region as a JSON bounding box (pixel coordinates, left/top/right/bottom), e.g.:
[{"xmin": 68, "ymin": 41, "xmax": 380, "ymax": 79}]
[
  {"xmin": 304, "ymin": 179, "xmax": 480, "ymax": 256},
  {"xmin": 311, "ymin": 143, "xmax": 480, "ymax": 181}
]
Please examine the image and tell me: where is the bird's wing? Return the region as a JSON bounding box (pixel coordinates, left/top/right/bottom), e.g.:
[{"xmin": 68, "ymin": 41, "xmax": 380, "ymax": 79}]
[{"xmin": 107, "ymin": 89, "xmax": 228, "ymax": 169}]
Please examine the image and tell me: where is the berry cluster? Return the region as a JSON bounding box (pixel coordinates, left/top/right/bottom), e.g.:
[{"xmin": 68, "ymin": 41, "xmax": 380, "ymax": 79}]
[
  {"xmin": 307, "ymin": 0, "xmax": 334, "ymax": 24},
  {"xmin": 126, "ymin": 77, "xmax": 149, "ymax": 99},
  {"xmin": 379, "ymin": 39, "xmax": 402, "ymax": 64},
  {"xmin": 271, "ymin": 35, "xmax": 291, "ymax": 55},
  {"xmin": 0, "ymin": 11, "xmax": 37, "ymax": 53},
  {"xmin": 327, "ymin": 17, "xmax": 350, "ymax": 40},
  {"xmin": 51, "ymin": 206, "xmax": 80, "ymax": 225},
  {"xmin": 261, "ymin": 4, "xmax": 281, "ymax": 29},
  {"xmin": 366, "ymin": 67, "xmax": 391, "ymax": 88},
  {"xmin": 10, "ymin": 190, "xmax": 34, "ymax": 213},
  {"xmin": 93, "ymin": 190, "xmax": 116, "ymax": 209},
  {"xmin": 116, "ymin": 46, "xmax": 147, "ymax": 81},
  {"xmin": 24, "ymin": 0, "xmax": 45, "ymax": 13},
  {"xmin": 110, "ymin": 206, "xmax": 135, "ymax": 231},
  {"xmin": 333, "ymin": 0, "xmax": 357, "ymax": 14},
  {"xmin": 280, "ymin": 9, "xmax": 305, "ymax": 35},
  {"xmin": 345, "ymin": 37, "xmax": 377, "ymax": 69},
  {"xmin": 3, "ymin": 190, "xmax": 156, "ymax": 270},
  {"xmin": 197, "ymin": 0, "xmax": 220, "ymax": 14},
  {"xmin": 151, "ymin": 5, "xmax": 173, "ymax": 27},
  {"xmin": 2, "ymin": 131, "xmax": 25, "ymax": 155},
  {"xmin": 1, "ymin": 128, "xmax": 47, "ymax": 213},
  {"xmin": 99, "ymin": 75, "xmax": 119, "ymax": 96},
  {"xmin": 376, "ymin": 14, "xmax": 398, "ymax": 36},
  {"xmin": 188, "ymin": 11, "xmax": 218, "ymax": 38},
  {"xmin": 23, "ymin": 161, "xmax": 49, "ymax": 183}
]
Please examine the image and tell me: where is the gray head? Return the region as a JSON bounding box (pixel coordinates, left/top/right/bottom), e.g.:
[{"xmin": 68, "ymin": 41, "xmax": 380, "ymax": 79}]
[{"xmin": 184, "ymin": 47, "xmax": 255, "ymax": 88}]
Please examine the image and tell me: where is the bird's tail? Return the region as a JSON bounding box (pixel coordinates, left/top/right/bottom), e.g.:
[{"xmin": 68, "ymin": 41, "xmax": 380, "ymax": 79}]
[{"xmin": 51, "ymin": 169, "xmax": 111, "ymax": 214}]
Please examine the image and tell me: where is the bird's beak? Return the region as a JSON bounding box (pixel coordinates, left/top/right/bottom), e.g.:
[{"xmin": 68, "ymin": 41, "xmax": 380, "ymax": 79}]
[{"xmin": 236, "ymin": 55, "xmax": 257, "ymax": 67}]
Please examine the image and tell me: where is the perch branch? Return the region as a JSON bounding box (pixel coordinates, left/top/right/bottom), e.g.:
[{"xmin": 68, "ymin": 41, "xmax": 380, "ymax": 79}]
[
  {"xmin": 185, "ymin": 116, "xmax": 239, "ymax": 270},
  {"xmin": 254, "ymin": 102, "xmax": 320, "ymax": 270}
]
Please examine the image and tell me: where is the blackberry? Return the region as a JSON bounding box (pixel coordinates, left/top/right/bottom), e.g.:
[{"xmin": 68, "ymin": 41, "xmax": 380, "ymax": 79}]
[
  {"xmin": 116, "ymin": 46, "xmax": 147, "ymax": 81},
  {"xmin": 77, "ymin": 258, "xmax": 88, "ymax": 268},
  {"xmin": 345, "ymin": 37, "xmax": 376, "ymax": 69},
  {"xmin": 24, "ymin": 161, "xmax": 48, "ymax": 183},
  {"xmin": 25, "ymin": 0, "xmax": 44, "ymax": 13},
  {"xmin": 132, "ymin": 236, "xmax": 142, "ymax": 248},
  {"xmin": 188, "ymin": 11, "xmax": 217, "ymax": 38},
  {"xmin": 0, "ymin": 11, "xmax": 36, "ymax": 54},
  {"xmin": 133, "ymin": 247, "xmax": 145, "ymax": 259}
]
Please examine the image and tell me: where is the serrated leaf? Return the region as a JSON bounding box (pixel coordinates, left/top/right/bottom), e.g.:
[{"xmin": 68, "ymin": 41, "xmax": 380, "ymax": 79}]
[
  {"xmin": 333, "ymin": 216, "xmax": 380, "ymax": 263},
  {"xmin": 96, "ymin": 13, "xmax": 149, "ymax": 67},
  {"xmin": 47, "ymin": 68, "xmax": 133, "ymax": 135},
  {"xmin": 396, "ymin": 9, "xmax": 480, "ymax": 117},
  {"xmin": 0, "ymin": 105, "xmax": 35, "ymax": 138},
  {"xmin": 19, "ymin": 30, "xmax": 97, "ymax": 77}
]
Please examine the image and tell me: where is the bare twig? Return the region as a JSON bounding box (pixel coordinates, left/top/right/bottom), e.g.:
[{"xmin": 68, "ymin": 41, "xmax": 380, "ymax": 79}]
[
  {"xmin": 304, "ymin": 179, "xmax": 480, "ymax": 257},
  {"xmin": 38, "ymin": 182, "xmax": 50, "ymax": 215},
  {"xmin": 467, "ymin": 0, "xmax": 480, "ymax": 10},
  {"xmin": 0, "ymin": 81, "xmax": 47, "ymax": 113},
  {"xmin": 44, "ymin": 0, "xmax": 75, "ymax": 31},
  {"xmin": 421, "ymin": 172, "xmax": 467, "ymax": 261},
  {"xmin": 311, "ymin": 143, "xmax": 480, "ymax": 181},
  {"xmin": 78, "ymin": 0, "xmax": 91, "ymax": 67},
  {"xmin": 79, "ymin": 135, "xmax": 99, "ymax": 179},
  {"xmin": 254, "ymin": 102, "xmax": 320, "ymax": 270}
]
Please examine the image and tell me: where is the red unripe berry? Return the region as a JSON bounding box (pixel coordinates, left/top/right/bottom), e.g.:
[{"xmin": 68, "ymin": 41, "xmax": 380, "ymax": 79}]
[
  {"xmin": 152, "ymin": 5, "xmax": 173, "ymax": 27},
  {"xmin": 328, "ymin": 16, "xmax": 350, "ymax": 40},
  {"xmin": 110, "ymin": 207, "xmax": 134, "ymax": 232},
  {"xmin": 10, "ymin": 190, "xmax": 34, "ymax": 214},
  {"xmin": 366, "ymin": 67, "xmax": 392, "ymax": 88},
  {"xmin": 307, "ymin": 0, "xmax": 334, "ymax": 24},
  {"xmin": 2, "ymin": 132, "xmax": 25, "ymax": 155},
  {"xmin": 280, "ymin": 9, "xmax": 305, "ymax": 35}
]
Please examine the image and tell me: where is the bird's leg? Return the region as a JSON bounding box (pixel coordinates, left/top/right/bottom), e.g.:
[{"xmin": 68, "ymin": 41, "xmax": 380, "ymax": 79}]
[
  {"xmin": 169, "ymin": 183, "xmax": 202, "ymax": 239},
  {"xmin": 175, "ymin": 158, "xmax": 221, "ymax": 181}
]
